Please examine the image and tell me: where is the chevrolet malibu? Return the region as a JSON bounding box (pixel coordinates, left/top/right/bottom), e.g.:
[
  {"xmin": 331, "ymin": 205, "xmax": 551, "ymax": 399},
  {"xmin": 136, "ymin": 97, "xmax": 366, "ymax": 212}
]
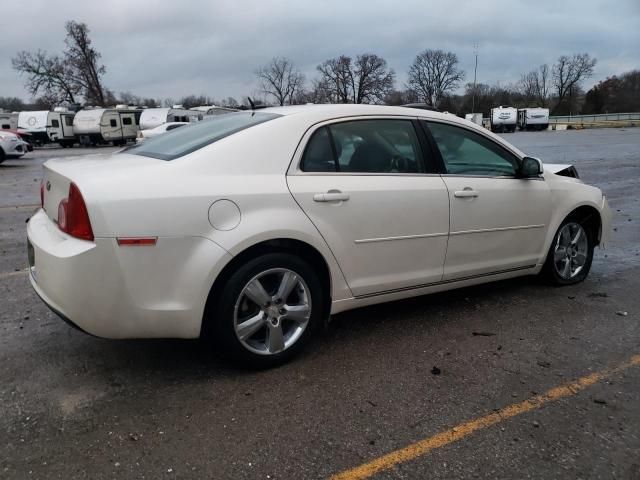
[{"xmin": 27, "ymin": 105, "xmax": 612, "ymax": 367}]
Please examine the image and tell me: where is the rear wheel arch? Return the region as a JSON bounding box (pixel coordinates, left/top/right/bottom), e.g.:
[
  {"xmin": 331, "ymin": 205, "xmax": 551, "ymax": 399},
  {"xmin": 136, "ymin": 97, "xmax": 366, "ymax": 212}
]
[{"xmin": 201, "ymin": 238, "xmax": 332, "ymax": 337}]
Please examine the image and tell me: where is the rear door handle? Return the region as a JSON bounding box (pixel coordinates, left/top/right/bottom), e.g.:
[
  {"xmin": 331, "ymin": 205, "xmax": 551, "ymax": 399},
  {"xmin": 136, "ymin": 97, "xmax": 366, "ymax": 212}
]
[
  {"xmin": 313, "ymin": 192, "xmax": 350, "ymax": 202},
  {"xmin": 454, "ymin": 189, "xmax": 479, "ymax": 198}
]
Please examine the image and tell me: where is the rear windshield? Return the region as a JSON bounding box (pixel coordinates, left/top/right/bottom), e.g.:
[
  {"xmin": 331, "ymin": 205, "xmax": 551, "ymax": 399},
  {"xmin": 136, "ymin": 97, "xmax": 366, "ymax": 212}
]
[{"xmin": 126, "ymin": 111, "xmax": 281, "ymax": 160}]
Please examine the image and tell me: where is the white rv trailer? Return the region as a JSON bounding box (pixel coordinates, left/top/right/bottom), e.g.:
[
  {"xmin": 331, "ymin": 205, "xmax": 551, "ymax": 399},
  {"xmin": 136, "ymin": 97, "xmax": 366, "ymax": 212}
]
[
  {"xmin": 517, "ymin": 107, "xmax": 550, "ymax": 131},
  {"xmin": 139, "ymin": 107, "xmax": 202, "ymax": 130},
  {"xmin": 0, "ymin": 112, "xmax": 19, "ymax": 130},
  {"xmin": 464, "ymin": 113, "xmax": 483, "ymax": 126},
  {"xmin": 489, "ymin": 106, "xmax": 518, "ymax": 133},
  {"xmin": 191, "ymin": 105, "xmax": 237, "ymax": 116},
  {"xmin": 47, "ymin": 108, "xmax": 76, "ymax": 147},
  {"xmin": 73, "ymin": 107, "xmax": 141, "ymax": 146},
  {"xmin": 18, "ymin": 111, "xmax": 50, "ymax": 145}
]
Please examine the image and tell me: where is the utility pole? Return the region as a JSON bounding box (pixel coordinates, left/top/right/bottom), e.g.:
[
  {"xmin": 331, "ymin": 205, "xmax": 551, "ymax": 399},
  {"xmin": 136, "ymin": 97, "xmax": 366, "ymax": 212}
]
[{"xmin": 471, "ymin": 43, "xmax": 479, "ymax": 113}]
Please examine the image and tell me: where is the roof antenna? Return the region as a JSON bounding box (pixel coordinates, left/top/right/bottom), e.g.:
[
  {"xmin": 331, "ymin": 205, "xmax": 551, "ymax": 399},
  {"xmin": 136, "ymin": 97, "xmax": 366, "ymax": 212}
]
[{"xmin": 247, "ymin": 97, "xmax": 255, "ymax": 110}]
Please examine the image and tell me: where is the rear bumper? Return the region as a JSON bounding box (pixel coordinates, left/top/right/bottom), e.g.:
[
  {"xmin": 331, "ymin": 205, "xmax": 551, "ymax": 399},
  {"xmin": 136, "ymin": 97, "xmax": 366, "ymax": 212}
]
[{"xmin": 27, "ymin": 209, "xmax": 232, "ymax": 339}]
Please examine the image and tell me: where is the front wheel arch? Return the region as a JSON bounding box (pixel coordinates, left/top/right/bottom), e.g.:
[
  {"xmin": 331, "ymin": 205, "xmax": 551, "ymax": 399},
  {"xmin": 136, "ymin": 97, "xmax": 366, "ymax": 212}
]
[{"xmin": 563, "ymin": 205, "xmax": 602, "ymax": 246}]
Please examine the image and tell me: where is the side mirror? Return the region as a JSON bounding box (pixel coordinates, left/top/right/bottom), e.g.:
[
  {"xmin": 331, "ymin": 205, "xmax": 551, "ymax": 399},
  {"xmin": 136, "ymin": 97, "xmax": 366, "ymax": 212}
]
[{"xmin": 520, "ymin": 156, "xmax": 543, "ymax": 177}]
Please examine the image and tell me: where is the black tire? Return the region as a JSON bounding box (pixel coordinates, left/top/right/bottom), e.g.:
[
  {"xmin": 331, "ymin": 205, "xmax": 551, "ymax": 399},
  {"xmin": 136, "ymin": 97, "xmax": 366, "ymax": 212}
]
[
  {"xmin": 542, "ymin": 218, "xmax": 594, "ymax": 285},
  {"xmin": 203, "ymin": 252, "xmax": 325, "ymax": 368},
  {"xmin": 0, "ymin": 148, "xmax": 5, "ymax": 164}
]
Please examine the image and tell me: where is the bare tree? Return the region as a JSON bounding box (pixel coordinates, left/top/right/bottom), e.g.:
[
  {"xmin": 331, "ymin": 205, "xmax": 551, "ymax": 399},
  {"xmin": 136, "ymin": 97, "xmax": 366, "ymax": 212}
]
[
  {"xmin": 519, "ymin": 64, "xmax": 551, "ymax": 106},
  {"xmin": 0, "ymin": 97, "xmax": 26, "ymax": 111},
  {"xmin": 407, "ymin": 49, "xmax": 465, "ymax": 107},
  {"xmin": 256, "ymin": 57, "xmax": 305, "ymax": 106},
  {"xmin": 12, "ymin": 50, "xmax": 80, "ymax": 104},
  {"xmin": 316, "ymin": 53, "xmax": 394, "ymax": 104},
  {"xmin": 552, "ymin": 53, "xmax": 596, "ymax": 112},
  {"xmin": 64, "ymin": 21, "xmax": 108, "ymax": 105}
]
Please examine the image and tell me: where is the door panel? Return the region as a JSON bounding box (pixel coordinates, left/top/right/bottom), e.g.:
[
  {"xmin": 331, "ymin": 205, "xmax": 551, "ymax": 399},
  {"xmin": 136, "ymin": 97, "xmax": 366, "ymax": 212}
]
[
  {"xmin": 288, "ymin": 175, "xmax": 450, "ymax": 296},
  {"xmin": 425, "ymin": 120, "xmax": 552, "ymax": 280},
  {"xmin": 442, "ymin": 176, "xmax": 551, "ymax": 280}
]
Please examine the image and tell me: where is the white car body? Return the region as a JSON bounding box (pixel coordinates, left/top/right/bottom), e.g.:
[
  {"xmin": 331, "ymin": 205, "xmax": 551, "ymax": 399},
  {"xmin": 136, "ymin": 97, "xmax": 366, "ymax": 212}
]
[
  {"xmin": 27, "ymin": 105, "xmax": 612, "ymax": 358},
  {"xmin": 136, "ymin": 122, "xmax": 188, "ymax": 143},
  {"xmin": 0, "ymin": 131, "xmax": 29, "ymax": 162}
]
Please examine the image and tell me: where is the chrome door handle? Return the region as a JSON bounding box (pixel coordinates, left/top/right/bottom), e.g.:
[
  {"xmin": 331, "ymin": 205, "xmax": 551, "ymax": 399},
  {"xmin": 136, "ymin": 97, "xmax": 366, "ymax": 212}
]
[
  {"xmin": 454, "ymin": 189, "xmax": 479, "ymax": 198},
  {"xmin": 313, "ymin": 192, "xmax": 350, "ymax": 202}
]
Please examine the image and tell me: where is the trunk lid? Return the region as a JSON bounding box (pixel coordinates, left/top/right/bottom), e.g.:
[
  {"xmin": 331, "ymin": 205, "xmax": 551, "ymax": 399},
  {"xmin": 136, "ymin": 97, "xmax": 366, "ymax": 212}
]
[{"xmin": 41, "ymin": 152, "xmax": 160, "ymax": 223}]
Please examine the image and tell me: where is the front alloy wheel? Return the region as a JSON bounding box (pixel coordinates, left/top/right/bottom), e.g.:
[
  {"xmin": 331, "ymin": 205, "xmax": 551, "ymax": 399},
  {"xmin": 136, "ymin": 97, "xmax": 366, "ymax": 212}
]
[
  {"xmin": 553, "ymin": 222, "xmax": 589, "ymax": 280},
  {"xmin": 544, "ymin": 219, "xmax": 594, "ymax": 285}
]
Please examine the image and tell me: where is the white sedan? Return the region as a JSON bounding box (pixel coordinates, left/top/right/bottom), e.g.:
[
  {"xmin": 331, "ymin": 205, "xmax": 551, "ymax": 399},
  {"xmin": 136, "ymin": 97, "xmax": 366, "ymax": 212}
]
[
  {"xmin": 27, "ymin": 105, "xmax": 612, "ymax": 367},
  {"xmin": 0, "ymin": 131, "xmax": 29, "ymax": 163},
  {"xmin": 136, "ymin": 122, "xmax": 188, "ymax": 143}
]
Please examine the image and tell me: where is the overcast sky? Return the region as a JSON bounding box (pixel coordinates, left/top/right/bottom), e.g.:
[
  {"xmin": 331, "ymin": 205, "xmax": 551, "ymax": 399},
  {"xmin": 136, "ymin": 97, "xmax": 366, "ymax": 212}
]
[{"xmin": 1, "ymin": 0, "xmax": 638, "ymax": 103}]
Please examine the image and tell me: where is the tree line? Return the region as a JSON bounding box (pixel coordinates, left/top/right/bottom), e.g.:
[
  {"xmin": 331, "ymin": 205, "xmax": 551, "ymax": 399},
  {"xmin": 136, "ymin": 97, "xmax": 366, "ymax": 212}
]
[{"xmin": 8, "ymin": 20, "xmax": 638, "ymax": 117}]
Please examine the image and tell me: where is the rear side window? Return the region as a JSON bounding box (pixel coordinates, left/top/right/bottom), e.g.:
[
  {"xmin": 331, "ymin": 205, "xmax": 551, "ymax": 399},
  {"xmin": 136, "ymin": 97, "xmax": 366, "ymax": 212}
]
[
  {"xmin": 51, "ymin": 119, "xmax": 60, "ymax": 128},
  {"xmin": 127, "ymin": 112, "xmax": 281, "ymax": 160},
  {"xmin": 122, "ymin": 117, "xmax": 132, "ymax": 125},
  {"xmin": 65, "ymin": 116, "xmax": 73, "ymax": 126},
  {"xmin": 301, "ymin": 119, "xmax": 425, "ymax": 174}
]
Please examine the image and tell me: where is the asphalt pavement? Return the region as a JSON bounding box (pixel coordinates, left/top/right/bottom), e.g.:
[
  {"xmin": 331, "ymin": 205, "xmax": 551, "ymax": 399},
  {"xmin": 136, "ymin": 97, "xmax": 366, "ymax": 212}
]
[{"xmin": 1, "ymin": 129, "xmax": 639, "ymax": 479}]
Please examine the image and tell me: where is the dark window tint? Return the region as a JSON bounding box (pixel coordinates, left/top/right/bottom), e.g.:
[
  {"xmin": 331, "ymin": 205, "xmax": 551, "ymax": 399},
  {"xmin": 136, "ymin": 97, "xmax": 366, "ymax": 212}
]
[
  {"xmin": 64, "ymin": 116, "xmax": 73, "ymax": 126},
  {"xmin": 330, "ymin": 120, "xmax": 424, "ymax": 173},
  {"xmin": 51, "ymin": 119, "xmax": 60, "ymax": 128},
  {"xmin": 127, "ymin": 111, "xmax": 280, "ymax": 161},
  {"xmin": 427, "ymin": 122, "xmax": 519, "ymax": 176},
  {"xmin": 122, "ymin": 117, "xmax": 132, "ymax": 125},
  {"xmin": 166, "ymin": 124, "xmax": 185, "ymax": 131},
  {"xmin": 1, "ymin": 124, "xmax": 9, "ymax": 129},
  {"xmin": 300, "ymin": 127, "xmax": 336, "ymax": 172},
  {"xmin": 110, "ymin": 119, "xmax": 117, "ymax": 127}
]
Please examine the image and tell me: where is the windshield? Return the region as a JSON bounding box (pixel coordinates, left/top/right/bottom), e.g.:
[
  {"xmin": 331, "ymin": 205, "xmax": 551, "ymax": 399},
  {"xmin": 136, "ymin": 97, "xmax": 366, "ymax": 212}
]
[{"xmin": 126, "ymin": 111, "xmax": 281, "ymax": 160}]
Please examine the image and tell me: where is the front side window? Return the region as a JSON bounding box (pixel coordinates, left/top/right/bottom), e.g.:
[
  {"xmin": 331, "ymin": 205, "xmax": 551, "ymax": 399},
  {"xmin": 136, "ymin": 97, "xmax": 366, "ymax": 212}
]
[
  {"xmin": 300, "ymin": 119, "xmax": 425, "ymax": 174},
  {"xmin": 426, "ymin": 122, "xmax": 519, "ymax": 176},
  {"xmin": 110, "ymin": 119, "xmax": 117, "ymax": 127}
]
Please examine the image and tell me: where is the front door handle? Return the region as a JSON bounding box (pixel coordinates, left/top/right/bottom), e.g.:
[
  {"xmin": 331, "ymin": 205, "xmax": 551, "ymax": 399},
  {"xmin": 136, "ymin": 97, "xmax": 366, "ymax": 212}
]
[
  {"xmin": 313, "ymin": 191, "xmax": 350, "ymax": 202},
  {"xmin": 454, "ymin": 189, "xmax": 479, "ymax": 198}
]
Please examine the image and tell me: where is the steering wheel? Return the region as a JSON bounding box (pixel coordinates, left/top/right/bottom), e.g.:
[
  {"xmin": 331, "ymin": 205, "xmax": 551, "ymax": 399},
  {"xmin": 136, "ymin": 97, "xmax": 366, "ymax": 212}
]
[{"xmin": 390, "ymin": 155, "xmax": 409, "ymax": 173}]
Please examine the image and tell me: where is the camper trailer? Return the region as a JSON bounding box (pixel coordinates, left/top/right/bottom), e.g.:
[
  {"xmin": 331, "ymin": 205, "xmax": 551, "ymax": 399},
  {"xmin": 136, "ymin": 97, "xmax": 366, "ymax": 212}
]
[
  {"xmin": 73, "ymin": 107, "xmax": 141, "ymax": 146},
  {"xmin": 489, "ymin": 106, "xmax": 518, "ymax": 133},
  {"xmin": 18, "ymin": 111, "xmax": 50, "ymax": 145},
  {"xmin": 191, "ymin": 105, "xmax": 237, "ymax": 117},
  {"xmin": 517, "ymin": 108, "xmax": 549, "ymax": 131},
  {"xmin": 464, "ymin": 113, "xmax": 483, "ymax": 126},
  {"xmin": 47, "ymin": 108, "xmax": 76, "ymax": 147},
  {"xmin": 139, "ymin": 107, "xmax": 202, "ymax": 130},
  {"xmin": 0, "ymin": 111, "xmax": 19, "ymax": 131}
]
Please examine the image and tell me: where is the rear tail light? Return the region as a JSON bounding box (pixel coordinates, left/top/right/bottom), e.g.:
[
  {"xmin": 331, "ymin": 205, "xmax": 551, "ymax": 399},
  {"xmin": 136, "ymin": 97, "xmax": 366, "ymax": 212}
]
[
  {"xmin": 40, "ymin": 180, "xmax": 44, "ymax": 208},
  {"xmin": 57, "ymin": 182, "xmax": 94, "ymax": 241}
]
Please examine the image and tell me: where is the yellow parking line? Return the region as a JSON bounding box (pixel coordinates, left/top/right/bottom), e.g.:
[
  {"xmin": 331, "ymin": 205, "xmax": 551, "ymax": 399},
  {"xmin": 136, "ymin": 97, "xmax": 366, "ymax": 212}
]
[{"xmin": 331, "ymin": 354, "xmax": 640, "ymax": 480}]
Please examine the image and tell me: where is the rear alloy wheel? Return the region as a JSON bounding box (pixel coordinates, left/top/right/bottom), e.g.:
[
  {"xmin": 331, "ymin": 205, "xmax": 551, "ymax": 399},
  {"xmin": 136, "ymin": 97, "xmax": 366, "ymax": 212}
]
[
  {"xmin": 206, "ymin": 253, "xmax": 323, "ymax": 367},
  {"xmin": 544, "ymin": 220, "xmax": 593, "ymax": 285}
]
